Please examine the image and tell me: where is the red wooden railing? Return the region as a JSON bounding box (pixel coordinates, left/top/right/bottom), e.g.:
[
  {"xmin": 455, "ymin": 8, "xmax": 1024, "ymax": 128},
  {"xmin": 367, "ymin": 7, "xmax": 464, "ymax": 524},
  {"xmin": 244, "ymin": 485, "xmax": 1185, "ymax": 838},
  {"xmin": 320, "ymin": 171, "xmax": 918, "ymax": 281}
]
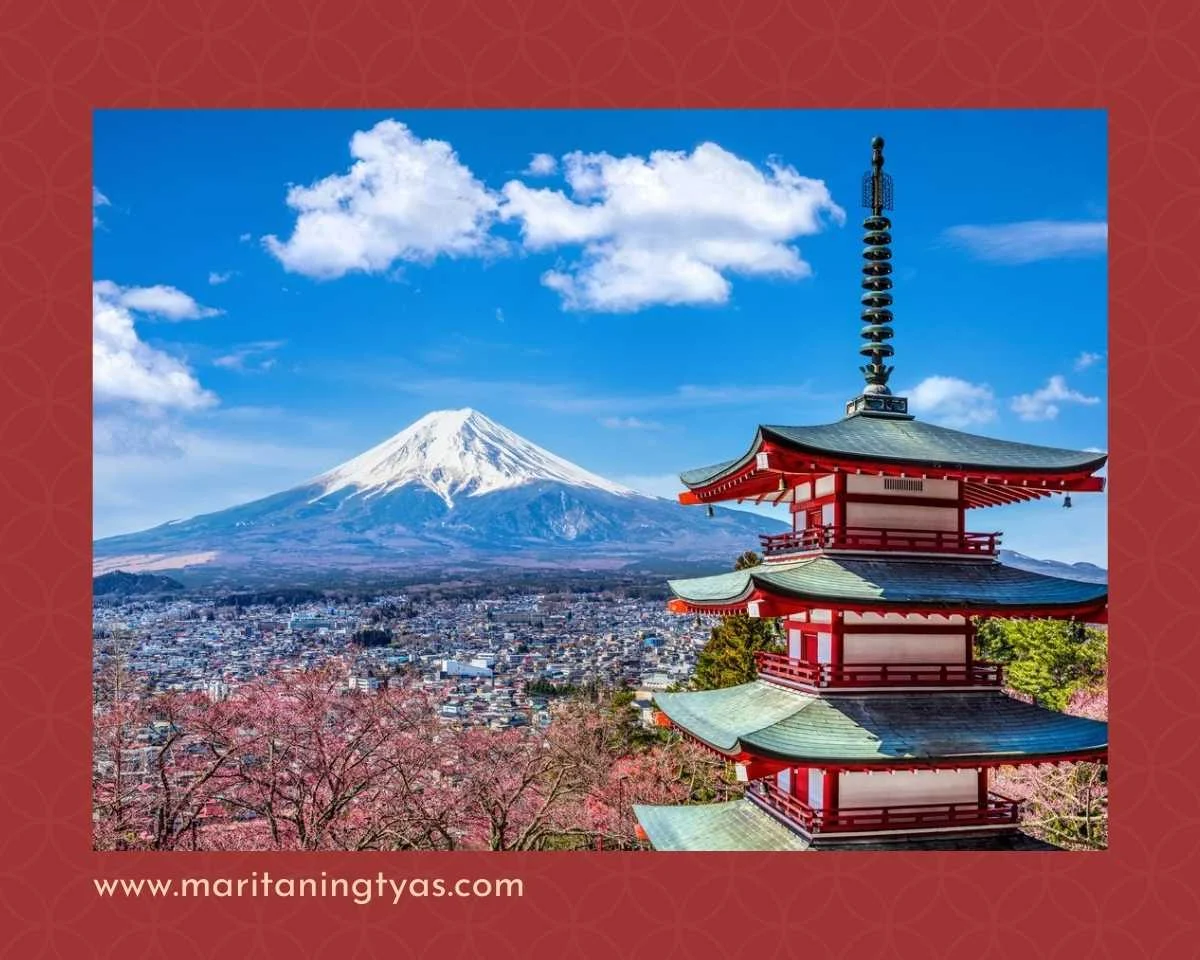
[
  {"xmin": 749, "ymin": 780, "xmax": 1020, "ymax": 835},
  {"xmin": 755, "ymin": 652, "xmax": 1003, "ymax": 688},
  {"xmin": 759, "ymin": 526, "xmax": 1000, "ymax": 557}
]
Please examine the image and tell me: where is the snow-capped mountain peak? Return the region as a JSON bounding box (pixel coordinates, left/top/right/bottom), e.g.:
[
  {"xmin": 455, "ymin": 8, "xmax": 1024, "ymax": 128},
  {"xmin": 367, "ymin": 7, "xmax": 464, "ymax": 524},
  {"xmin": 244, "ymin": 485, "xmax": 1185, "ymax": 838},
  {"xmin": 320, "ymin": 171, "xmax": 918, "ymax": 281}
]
[{"xmin": 312, "ymin": 408, "xmax": 639, "ymax": 506}]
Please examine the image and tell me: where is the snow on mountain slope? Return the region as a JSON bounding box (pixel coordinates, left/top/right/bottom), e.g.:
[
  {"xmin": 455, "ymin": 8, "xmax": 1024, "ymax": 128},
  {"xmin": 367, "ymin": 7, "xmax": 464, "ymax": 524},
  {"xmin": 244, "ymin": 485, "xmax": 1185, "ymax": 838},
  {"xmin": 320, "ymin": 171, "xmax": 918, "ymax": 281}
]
[
  {"xmin": 312, "ymin": 408, "xmax": 637, "ymax": 506},
  {"xmin": 92, "ymin": 407, "xmax": 786, "ymax": 576}
]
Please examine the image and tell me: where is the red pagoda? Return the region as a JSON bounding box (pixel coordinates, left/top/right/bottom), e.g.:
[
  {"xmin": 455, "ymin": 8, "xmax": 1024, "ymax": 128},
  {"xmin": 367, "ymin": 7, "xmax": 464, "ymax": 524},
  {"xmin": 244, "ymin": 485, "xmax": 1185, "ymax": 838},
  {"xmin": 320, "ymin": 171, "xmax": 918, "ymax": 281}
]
[{"xmin": 633, "ymin": 137, "xmax": 1108, "ymax": 851}]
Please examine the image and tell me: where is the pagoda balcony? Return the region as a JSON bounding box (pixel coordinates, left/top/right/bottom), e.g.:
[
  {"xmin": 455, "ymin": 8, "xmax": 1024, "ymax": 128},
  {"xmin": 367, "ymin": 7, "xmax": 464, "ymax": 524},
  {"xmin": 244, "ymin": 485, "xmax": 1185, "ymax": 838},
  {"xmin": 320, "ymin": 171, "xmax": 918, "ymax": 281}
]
[
  {"xmin": 754, "ymin": 651, "xmax": 1004, "ymax": 689},
  {"xmin": 758, "ymin": 525, "xmax": 1000, "ymax": 559},
  {"xmin": 748, "ymin": 780, "xmax": 1021, "ymax": 837}
]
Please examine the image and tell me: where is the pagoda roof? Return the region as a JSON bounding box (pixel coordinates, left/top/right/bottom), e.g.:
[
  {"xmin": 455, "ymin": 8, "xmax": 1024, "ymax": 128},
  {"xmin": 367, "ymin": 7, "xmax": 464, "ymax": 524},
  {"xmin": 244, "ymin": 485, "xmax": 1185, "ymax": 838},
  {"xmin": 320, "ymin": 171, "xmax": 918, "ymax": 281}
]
[
  {"xmin": 653, "ymin": 681, "xmax": 1107, "ymax": 765},
  {"xmin": 633, "ymin": 800, "xmax": 1062, "ymax": 851},
  {"xmin": 679, "ymin": 412, "xmax": 1107, "ymax": 491},
  {"xmin": 633, "ymin": 799, "xmax": 813, "ymax": 851},
  {"xmin": 667, "ymin": 555, "xmax": 1107, "ymax": 617}
]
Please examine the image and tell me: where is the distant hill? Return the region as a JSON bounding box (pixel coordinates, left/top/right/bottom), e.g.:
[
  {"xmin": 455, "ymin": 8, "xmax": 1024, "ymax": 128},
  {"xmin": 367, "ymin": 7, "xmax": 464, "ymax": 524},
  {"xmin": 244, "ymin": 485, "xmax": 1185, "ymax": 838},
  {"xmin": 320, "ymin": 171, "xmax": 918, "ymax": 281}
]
[
  {"xmin": 998, "ymin": 550, "xmax": 1107, "ymax": 584},
  {"xmin": 93, "ymin": 570, "xmax": 186, "ymax": 597}
]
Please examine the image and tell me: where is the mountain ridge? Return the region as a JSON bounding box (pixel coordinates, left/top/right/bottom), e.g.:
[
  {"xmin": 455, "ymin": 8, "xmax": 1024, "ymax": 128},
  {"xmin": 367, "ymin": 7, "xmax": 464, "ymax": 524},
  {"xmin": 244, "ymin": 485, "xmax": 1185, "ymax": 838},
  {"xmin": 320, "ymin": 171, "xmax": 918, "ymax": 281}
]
[
  {"xmin": 93, "ymin": 409, "xmax": 784, "ymax": 575},
  {"xmin": 311, "ymin": 408, "xmax": 637, "ymax": 507},
  {"xmin": 93, "ymin": 409, "xmax": 1106, "ymax": 583}
]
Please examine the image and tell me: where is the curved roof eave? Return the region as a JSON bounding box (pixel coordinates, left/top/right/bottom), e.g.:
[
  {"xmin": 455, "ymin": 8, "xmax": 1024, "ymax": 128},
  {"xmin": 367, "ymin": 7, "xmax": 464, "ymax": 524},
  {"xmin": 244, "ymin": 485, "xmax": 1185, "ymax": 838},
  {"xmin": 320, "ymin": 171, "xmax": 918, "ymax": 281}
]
[
  {"xmin": 668, "ymin": 557, "xmax": 1109, "ymax": 611},
  {"xmin": 679, "ymin": 417, "xmax": 1107, "ymax": 490},
  {"xmin": 654, "ymin": 683, "xmax": 1109, "ymax": 766}
]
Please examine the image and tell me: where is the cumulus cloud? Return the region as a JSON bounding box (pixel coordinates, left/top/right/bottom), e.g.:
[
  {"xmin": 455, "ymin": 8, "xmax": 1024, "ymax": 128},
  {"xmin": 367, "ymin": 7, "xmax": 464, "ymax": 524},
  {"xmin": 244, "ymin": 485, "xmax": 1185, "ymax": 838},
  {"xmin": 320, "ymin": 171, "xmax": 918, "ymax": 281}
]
[
  {"xmin": 93, "ymin": 281, "xmax": 217, "ymax": 411},
  {"xmin": 263, "ymin": 119, "xmax": 500, "ymax": 279},
  {"xmin": 208, "ymin": 270, "xmax": 236, "ymax": 285},
  {"xmin": 93, "ymin": 280, "xmax": 222, "ymax": 321},
  {"xmin": 943, "ymin": 220, "xmax": 1107, "ymax": 264},
  {"xmin": 499, "ymin": 143, "xmax": 844, "ymax": 311},
  {"xmin": 905, "ymin": 376, "xmax": 997, "ymax": 428},
  {"xmin": 1011, "ymin": 375, "xmax": 1101, "ymax": 421},
  {"xmin": 1074, "ymin": 350, "xmax": 1104, "ymax": 371},
  {"xmin": 599, "ymin": 416, "xmax": 662, "ymax": 430},
  {"xmin": 526, "ymin": 153, "xmax": 558, "ymax": 176},
  {"xmin": 93, "ymin": 186, "xmax": 110, "ymax": 227}
]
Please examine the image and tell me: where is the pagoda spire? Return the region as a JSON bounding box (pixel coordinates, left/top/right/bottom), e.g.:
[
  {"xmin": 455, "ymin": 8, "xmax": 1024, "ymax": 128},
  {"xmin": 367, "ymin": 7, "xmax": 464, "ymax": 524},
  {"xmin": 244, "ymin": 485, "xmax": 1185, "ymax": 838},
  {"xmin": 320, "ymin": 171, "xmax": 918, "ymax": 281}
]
[{"xmin": 846, "ymin": 136, "xmax": 910, "ymax": 418}]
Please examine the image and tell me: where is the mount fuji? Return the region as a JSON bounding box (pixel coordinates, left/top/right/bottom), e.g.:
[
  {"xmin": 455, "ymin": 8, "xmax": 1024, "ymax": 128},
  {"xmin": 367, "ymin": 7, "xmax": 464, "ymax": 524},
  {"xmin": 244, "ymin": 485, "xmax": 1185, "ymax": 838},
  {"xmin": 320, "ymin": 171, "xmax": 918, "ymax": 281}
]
[{"xmin": 93, "ymin": 409, "xmax": 785, "ymax": 577}]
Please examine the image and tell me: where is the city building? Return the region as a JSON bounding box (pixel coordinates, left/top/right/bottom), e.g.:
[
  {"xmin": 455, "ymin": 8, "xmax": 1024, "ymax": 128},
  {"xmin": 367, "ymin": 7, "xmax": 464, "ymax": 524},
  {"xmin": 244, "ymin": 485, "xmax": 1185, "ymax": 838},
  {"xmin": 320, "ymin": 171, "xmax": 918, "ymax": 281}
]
[
  {"xmin": 288, "ymin": 614, "xmax": 333, "ymax": 632},
  {"xmin": 633, "ymin": 137, "xmax": 1108, "ymax": 852}
]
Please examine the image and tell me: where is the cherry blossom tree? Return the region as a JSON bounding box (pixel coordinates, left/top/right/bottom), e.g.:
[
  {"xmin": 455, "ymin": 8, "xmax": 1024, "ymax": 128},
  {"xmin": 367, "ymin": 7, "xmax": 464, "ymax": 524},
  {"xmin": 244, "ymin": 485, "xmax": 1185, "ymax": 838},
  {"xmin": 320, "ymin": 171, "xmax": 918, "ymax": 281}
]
[
  {"xmin": 993, "ymin": 682, "xmax": 1108, "ymax": 850},
  {"xmin": 93, "ymin": 660, "xmax": 727, "ymax": 852}
]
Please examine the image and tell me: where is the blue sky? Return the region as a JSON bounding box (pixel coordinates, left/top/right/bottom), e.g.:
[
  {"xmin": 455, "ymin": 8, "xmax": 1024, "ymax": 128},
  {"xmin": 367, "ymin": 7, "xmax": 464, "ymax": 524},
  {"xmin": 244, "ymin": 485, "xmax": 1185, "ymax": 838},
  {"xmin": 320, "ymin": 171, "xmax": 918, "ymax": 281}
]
[{"xmin": 93, "ymin": 109, "xmax": 1108, "ymax": 563}]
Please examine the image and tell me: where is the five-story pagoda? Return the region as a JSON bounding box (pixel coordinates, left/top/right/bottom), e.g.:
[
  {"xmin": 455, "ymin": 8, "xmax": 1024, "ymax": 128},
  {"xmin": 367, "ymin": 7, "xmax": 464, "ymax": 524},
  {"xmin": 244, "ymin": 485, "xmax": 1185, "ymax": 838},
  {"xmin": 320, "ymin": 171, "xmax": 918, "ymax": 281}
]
[{"xmin": 633, "ymin": 137, "xmax": 1108, "ymax": 852}]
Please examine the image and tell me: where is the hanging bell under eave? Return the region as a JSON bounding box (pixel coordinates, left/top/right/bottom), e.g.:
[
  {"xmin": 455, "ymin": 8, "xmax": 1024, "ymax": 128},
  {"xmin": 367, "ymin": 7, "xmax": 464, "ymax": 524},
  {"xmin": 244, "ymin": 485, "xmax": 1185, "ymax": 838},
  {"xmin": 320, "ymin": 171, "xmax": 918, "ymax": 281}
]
[
  {"xmin": 1063, "ymin": 494, "xmax": 1072, "ymax": 509},
  {"xmin": 778, "ymin": 475, "xmax": 787, "ymax": 493},
  {"xmin": 706, "ymin": 504, "xmax": 715, "ymax": 518}
]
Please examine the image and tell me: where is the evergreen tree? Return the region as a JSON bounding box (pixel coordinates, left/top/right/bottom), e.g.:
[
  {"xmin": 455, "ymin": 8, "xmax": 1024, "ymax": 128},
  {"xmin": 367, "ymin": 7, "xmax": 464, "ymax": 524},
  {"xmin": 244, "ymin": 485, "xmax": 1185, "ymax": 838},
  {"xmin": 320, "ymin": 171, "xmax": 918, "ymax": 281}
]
[
  {"xmin": 351, "ymin": 627, "xmax": 393, "ymax": 648},
  {"xmin": 690, "ymin": 551, "xmax": 783, "ymax": 690},
  {"xmin": 974, "ymin": 617, "xmax": 1107, "ymax": 710}
]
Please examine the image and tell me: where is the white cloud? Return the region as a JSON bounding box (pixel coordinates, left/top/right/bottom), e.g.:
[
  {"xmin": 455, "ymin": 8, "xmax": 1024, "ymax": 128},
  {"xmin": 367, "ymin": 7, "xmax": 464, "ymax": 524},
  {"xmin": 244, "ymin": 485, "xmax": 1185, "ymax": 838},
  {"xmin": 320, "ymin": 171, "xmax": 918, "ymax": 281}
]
[
  {"xmin": 1074, "ymin": 350, "xmax": 1104, "ymax": 371},
  {"xmin": 93, "ymin": 280, "xmax": 222, "ymax": 321},
  {"xmin": 526, "ymin": 153, "xmax": 558, "ymax": 176},
  {"xmin": 1011, "ymin": 375, "xmax": 1101, "ymax": 421},
  {"xmin": 499, "ymin": 143, "xmax": 844, "ymax": 311},
  {"xmin": 213, "ymin": 340, "xmax": 285, "ymax": 373},
  {"xmin": 599, "ymin": 416, "xmax": 662, "ymax": 430},
  {"xmin": 905, "ymin": 376, "xmax": 997, "ymax": 428},
  {"xmin": 93, "ymin": 282, "xmax": 217, "ymax": 411},
  {"xmin": 239, "ymin": 232, "xmax": 252, "ymax": 243},
  {"xmin": 263, "ymin": 119, "xmax": 500, "ymax": 279},
  {"xmin": 93, "ymin": 186, "xmax": 110, "ymax": 227},
  {"xmin": 208, "ymin": 270, "xmax": 236, "ymax": 285},
  {"xmin": 943, "ymin": 220, "xmax": 1107, "ymax": 264}
]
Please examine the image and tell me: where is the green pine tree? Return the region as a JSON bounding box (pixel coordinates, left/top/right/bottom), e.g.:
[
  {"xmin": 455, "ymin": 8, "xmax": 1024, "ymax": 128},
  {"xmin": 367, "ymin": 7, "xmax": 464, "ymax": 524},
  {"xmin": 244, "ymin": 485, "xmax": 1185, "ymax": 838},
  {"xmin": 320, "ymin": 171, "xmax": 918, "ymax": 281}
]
[
  {"xmin": 690, "ymin": 551, "xmax": 783, "ymax": 690},
  {"xmin": 974, "ymin": 617, "xmax": 1107, "ymax": 710}
]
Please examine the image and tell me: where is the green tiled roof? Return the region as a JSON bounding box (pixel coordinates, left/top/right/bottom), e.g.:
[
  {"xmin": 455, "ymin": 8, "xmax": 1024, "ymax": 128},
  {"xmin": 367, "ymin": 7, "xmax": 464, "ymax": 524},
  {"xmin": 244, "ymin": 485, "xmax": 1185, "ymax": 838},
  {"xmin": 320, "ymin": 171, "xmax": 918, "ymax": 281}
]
[
  {"xmin": 655, "ymin": 681, "xmax": 809, "ymax": 752},
  {"xmin": 679, "ymin": 414, "xmax": 1107, "ymax": 487},
  {"xmin": 667, "ymin": 556, "xmax": 1108, "ymax": 611},
  {"xmin": 654, "ymin": 682, "xmax": 1107, "ymax": 764},
  {"xmin": 633, "ymin": 800, "xmax": 1062, "ymax": 851},
  {"xmin": 633, "ymin": 800, "xmax": 812, "ymax": 851}
]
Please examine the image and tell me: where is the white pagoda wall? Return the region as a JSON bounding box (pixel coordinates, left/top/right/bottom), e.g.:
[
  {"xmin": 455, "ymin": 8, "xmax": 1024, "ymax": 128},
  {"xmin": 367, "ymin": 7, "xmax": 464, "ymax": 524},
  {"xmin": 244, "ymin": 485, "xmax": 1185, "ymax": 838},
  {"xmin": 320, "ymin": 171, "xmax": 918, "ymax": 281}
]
[
  {"xmin": 845, "ymin": 476, "xmax": 959, "ymax": 499},
  {"xmin": 842, "ymin": 475, "xmax": 959, "ymax": 534},
  {"xmin": 808, "ymin": 769, "xmax": 824, "ymax": 811},
  {"xmin": 842, "ymin": 632, "xmax": 966, "ymax": 664},
  {"xmin": 838, "ymin": 769, "xmax": 979, "ymax": 808},
  {"xmin": 814, "ymin": 475, "xmax": 836, "ymax": 498},
  {"xmin": 843, "ymin": 613, "xmax": 966, "ymax": 625},
  {"xmin": 844, "ymin": 500, "xmax": 959, "ymax": 532}
]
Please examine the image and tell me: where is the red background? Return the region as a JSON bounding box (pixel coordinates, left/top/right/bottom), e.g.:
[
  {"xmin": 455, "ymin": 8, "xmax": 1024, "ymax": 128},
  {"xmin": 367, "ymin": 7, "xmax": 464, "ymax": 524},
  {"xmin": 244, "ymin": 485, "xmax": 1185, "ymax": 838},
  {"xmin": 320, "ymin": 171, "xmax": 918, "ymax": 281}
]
[{"xmin": 2, "ymin": 1, "xmax": 1198, "ymax": 957}]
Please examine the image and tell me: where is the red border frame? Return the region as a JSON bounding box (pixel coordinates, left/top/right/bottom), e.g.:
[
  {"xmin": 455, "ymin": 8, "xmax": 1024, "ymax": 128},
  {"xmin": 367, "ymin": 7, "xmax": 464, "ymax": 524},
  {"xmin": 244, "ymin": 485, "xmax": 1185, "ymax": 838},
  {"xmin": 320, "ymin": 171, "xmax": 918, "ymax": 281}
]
[{"xmin": 2, "ymin": 1, "xmax": 1199, "ymax": 957}]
